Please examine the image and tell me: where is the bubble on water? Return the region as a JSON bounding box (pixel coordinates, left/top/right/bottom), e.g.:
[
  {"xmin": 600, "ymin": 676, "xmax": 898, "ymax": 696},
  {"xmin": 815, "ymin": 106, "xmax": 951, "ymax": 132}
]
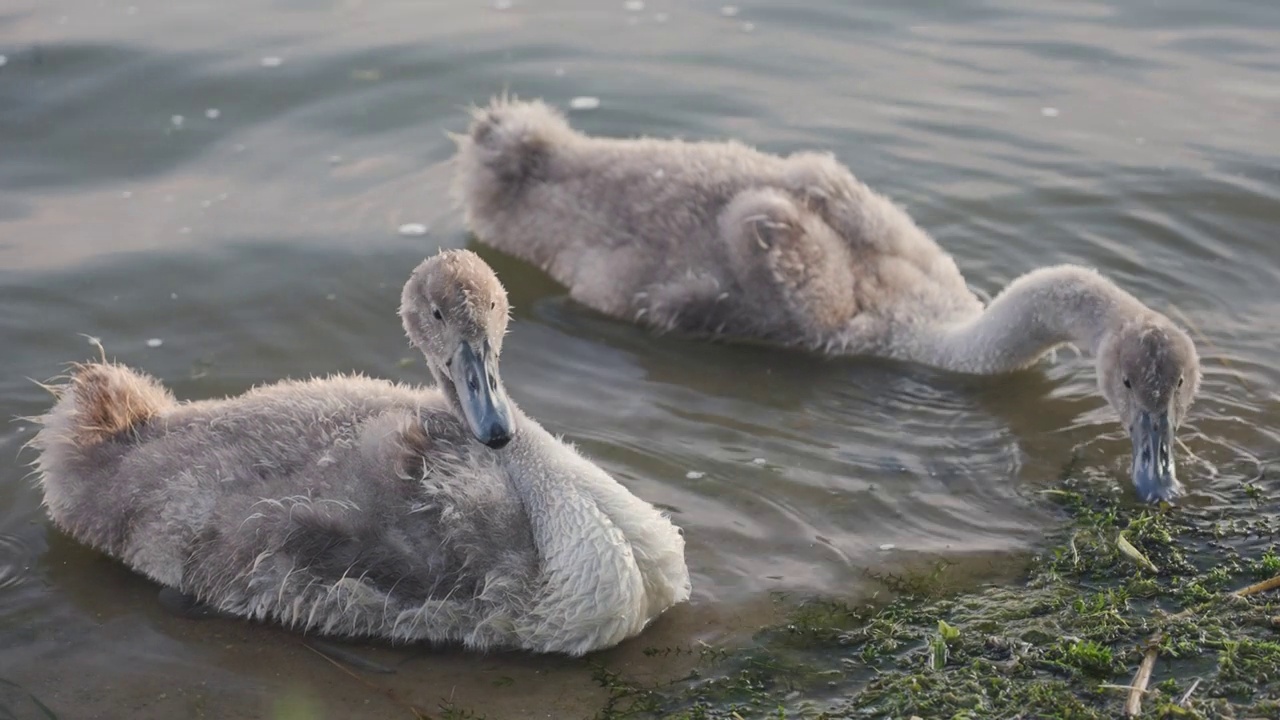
[
  {"xmin": 398, "ymin": 222, "xmax": 429, "ymax": 237},
  {"xmin": 1040, "ymin": 106, "xmax": 1059, "ymax": 117},
  {"xmin": 179, "ymin": 226, "xmax": 191, "ymax": 234},
  {"xmin": 200, "ymin": 199, "xmax": 211, "ymax": 208},
  {"xmin": 752, "ymin": 457, "xmax": 767, "ymax": 465},
  {"xmin": 569, "ymin": 96, "xmax": 601, "ymax": 110},
  {"xmin": 327, "ymin": 154, "xmax": 343, "ymax": 164},
  {"xmin": 721, "ymin": 5, "xmax": 739, "ymax": 17},
  {"xmin": 121, "ymin": 190, "xmax": 133, "ymax": 199},
  {"xmin": 170, "ymin": 293, "xmax": 178, "ymax": 300},
  {"xmin": 493, "ymin": 0, "xmax": 512, "ymax": 9},
  {"xmin": 146, "ymin": 338, "xmax": 163, "ymax": 348},
  {"xmin": 686, "ymin": 471, "xmax": 706, "ymax": 480},
  {"xmin": 326, "ymin": 293, "xmax": 337, "ymax": 301},
  {"xmin": 741, "ymin": 21, "xmax": 755, "ymax": 32},
  {"xmin": 0, "ymin": 55, "xmax": 7, "ymax": 68},
  {"xmin": 624, "ymin": 0, "xmax": 644, "ymax": 11},
  {"xmin": 233, "ymin": 144, "xmax": 246, "ymax": 153},
  {"xmin": 260, "ymin": 56, "xmax": 283, "ymax": 68},
  {"xmin": 170, "ymin": 114, "xmax": 185, "ymax": 127},
  {"xmin": 205, "ymin": 108, "xmax": 221, "ymax": 119},
  {"xmin": 878, "ymin": 543, "xmax": 896, "ymax": 551},
  {"xmin": 554, "ymin": 66, "xmax": 566, "ymax": 77}
]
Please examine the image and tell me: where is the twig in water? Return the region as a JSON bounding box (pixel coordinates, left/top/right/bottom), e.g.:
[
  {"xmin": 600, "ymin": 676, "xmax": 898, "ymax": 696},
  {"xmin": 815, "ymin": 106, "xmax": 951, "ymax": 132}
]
[
  {"xmin": 1124, "ymin": 633, "xmax": 1162, "ymax": 718},
  {"xmin": 302, "ymin": 641, "xmax": 427, "ymax": 719},
  {"xmin": 1179, "ymin": 677, "xmax": 1202, "ymax": 708},
  {"xmin": 1117, "ymin": 532, "xmax": 1158, "ymax": 573},
  {"xmin": 1232, "ymin": 573, "xmax": 1280, "ymax": 598},
  {"xmin": 1175, "ymin": 436, "xmax": 1216, "ymax": 476}
]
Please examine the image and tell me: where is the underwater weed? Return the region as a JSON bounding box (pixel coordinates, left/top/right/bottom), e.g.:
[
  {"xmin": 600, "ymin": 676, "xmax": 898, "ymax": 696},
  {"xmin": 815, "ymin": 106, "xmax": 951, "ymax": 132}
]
[{"xmin": 593, "ymin": 460, "xmax": 1280, "ymax": 718}]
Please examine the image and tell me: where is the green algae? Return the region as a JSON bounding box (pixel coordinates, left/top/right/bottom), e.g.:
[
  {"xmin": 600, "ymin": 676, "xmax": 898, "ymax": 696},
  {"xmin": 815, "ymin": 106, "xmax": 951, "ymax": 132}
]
[{"xmin": 595, "ymin": 460, "xmax": 1280, "ymax": 719}]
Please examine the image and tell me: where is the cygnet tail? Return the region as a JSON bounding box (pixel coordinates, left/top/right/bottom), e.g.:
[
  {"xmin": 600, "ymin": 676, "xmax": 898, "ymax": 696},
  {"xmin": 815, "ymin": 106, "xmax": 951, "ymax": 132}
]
[
  {"xmin": 26, "ymin": 361, "xmax": 175, "ymax": 555},
  {"xmin": 29, "ymin": 361, "xmax": 174, "ymax": 455},
  {"xmin": 449, "ymin": 95, "xmax": 574, "ymax": 224}
]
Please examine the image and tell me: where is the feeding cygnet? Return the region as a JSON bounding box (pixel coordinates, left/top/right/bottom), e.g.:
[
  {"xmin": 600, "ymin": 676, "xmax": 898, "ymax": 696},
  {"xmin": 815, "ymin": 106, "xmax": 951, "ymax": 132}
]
[
  {"xmin": 451, "ymin": 97, "xmax": 1200, "ymax": 502},
  {"xmin": 28, "ymin": 249, "xmax": 691, "ymax": 656}
]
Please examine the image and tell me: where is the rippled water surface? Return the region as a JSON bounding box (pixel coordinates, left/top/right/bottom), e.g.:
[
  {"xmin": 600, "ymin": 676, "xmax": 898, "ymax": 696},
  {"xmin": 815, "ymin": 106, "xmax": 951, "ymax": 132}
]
[{"xmin": 2, "ymin": 0, "xmax": 1278, "ymax": 717}]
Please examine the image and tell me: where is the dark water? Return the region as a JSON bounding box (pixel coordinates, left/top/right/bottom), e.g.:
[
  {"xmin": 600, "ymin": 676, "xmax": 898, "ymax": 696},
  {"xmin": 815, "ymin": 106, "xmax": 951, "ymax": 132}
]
[{"xmin": 1, "ymin": 0, "xmax": 1277, "ymax": 717}]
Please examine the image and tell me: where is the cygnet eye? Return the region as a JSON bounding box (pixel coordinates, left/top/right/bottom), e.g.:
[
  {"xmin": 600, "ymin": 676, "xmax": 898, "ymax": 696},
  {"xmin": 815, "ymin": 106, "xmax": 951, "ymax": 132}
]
[
  {"xmin": 1123, "ymin": 378, "xmax": 1132, "ymax": 389},
  {"xmin": 1177, "ymin": 376, "xmax": 1184, "ymax": 388},
  {"xmin": 432, "ymin": 307, "xmax": 443, "ymax": 321}
]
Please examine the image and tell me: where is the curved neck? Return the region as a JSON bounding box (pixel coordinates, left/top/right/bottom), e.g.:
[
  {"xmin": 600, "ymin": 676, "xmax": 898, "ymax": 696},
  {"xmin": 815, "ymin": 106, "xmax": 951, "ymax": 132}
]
[
  {"xmin": 501, "ymin": 406, "xmax": 581, "ymax": 496},
  {"xmin": 928, "ymin": 265, "xmax": 1149, "ymax": 373},
  {"xmin": 496, "ymin": 405, "xmax": 655, "ymax": 651},
  {"xmin": 498, "ymin": 406, "xmax": 621, "ymax": 563}
]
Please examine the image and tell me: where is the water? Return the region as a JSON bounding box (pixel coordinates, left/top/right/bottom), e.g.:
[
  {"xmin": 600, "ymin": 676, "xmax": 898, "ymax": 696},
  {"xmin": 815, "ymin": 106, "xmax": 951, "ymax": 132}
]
[{"xmin": 1, "ymin": 0, "xmax": 1277, "ymax": 717}]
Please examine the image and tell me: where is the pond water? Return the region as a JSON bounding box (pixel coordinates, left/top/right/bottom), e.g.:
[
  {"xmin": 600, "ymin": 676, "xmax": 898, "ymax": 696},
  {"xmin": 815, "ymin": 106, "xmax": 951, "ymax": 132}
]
[{"xmin": 1, "ymin": 0, "xmax": 1277, "ymax": 717}]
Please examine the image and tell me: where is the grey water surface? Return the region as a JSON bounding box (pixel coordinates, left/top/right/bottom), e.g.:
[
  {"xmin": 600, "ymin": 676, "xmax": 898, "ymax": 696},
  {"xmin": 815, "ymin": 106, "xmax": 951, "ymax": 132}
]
[{"xmin": 1, "ymin": 0, "xmax": 1277, "ymax": 717}]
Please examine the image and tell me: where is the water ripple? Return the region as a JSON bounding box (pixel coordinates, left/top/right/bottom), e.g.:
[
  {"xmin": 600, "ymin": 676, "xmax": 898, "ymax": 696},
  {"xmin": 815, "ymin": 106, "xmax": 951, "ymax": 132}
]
[
  {"xmin": 0, "ymin": 0, "xmax": 1277, "ymax": 716},
  {"xmin": 0, "ymin": 533, "xmax": 31, "ymax": 591}
]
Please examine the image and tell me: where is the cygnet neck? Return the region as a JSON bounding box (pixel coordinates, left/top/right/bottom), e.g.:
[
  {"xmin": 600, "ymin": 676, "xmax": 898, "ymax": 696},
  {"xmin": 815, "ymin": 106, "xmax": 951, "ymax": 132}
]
[{"xmin": 927, "ymin": 265, "xmax": 1150, "ymax": 374}]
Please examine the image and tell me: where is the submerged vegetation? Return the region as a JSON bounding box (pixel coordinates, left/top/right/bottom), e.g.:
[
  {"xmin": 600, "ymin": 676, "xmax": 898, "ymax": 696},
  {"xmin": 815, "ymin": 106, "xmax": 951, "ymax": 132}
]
[{"xmin": 593, "ymin": 459, "xmax": 1280, "ymax": 719}]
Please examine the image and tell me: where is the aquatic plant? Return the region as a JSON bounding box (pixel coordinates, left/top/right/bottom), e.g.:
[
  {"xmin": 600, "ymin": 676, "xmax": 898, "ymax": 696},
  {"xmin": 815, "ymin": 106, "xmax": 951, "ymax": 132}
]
[{"xmin": 592, "ymin": 458, "xmax": 1280, "ymax": 719}]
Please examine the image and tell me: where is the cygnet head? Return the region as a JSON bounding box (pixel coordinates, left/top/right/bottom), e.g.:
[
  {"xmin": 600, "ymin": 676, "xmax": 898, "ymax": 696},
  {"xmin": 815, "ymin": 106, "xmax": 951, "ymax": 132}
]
[
  {"xmin": 401, "ymin": 249, "xmax": 514, "ymax": 449},
  {"xmin": 1097, "ymin": 317, "xmax": 1200, "ymax": 502}
]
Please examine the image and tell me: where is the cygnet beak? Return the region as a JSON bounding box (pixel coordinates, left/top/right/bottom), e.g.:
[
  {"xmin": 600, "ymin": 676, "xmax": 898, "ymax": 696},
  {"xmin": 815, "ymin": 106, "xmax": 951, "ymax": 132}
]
[
  {"xmin": 451, "ymin": 339, "xmax": 513, "ymax": 449},
  {"xmin": 1130, "ymin": 408, "xmax": 1180, "ymax": 502}
]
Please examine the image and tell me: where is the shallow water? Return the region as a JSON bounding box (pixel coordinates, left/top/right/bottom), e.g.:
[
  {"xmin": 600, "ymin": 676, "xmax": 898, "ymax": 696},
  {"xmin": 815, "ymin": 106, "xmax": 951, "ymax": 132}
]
[{"xmin": 1, "ymin": 0, "xmax": 1277, "ymax": 717}]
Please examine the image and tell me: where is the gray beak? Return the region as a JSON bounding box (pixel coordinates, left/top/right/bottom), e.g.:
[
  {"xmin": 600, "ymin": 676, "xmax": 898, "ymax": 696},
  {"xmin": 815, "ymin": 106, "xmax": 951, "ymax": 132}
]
[
  {"xmin": 451, "ymin": 340, "xmax": 513, "ymax": 449},
  {"xmin": 1130, "ymin": 408, "xmax": 1180, "ymax": 502}
]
